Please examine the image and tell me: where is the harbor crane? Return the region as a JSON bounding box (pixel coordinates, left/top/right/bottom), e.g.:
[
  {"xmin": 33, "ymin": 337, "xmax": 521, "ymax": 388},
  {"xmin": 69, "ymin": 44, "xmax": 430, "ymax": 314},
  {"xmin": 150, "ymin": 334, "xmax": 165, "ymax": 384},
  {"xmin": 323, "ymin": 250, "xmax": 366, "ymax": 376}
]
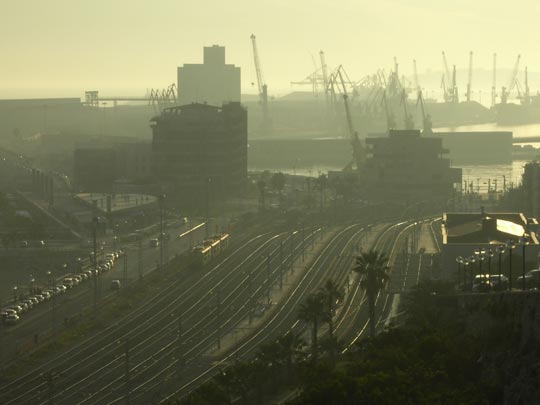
[
  {"xmin": 250, "ymin": 34, "xmax": 271, "ymax": 135},
  {"xmin": 416, "ymin": 90, "xmax": 432, "ymax": 133},
  {"xmin": 413, "ymin": 59, "xmax": 421, "ymax": 92},
  {"xmin": 400, "ymin": 89, "xmax": 414, "ymax": 129},
  {"xmin": 500, "ymin": 54, "xmax": 521, "ymax": 104},
  {"xmin": 328, "ymin": 66, "xmax": 364, "ymax": 170},
  {"xmin": 491, "ymin": 53, "xmax": 497, "ymax": 107},
  {"xmin": 466, "ymin": 51, "xmax": 473, "ymax": 102}
]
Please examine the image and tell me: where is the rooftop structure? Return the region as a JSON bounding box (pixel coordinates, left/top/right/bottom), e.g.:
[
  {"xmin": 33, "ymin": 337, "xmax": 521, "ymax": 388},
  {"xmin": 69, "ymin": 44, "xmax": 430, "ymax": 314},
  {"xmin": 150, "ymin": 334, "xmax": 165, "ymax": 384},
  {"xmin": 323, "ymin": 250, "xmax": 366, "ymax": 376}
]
[
  {"xmin": 360, "ymin": 129, "xmax": 462, "ymax": 201},
  {"xmin": 151, "ymin": 102, "xmax": 247, "ymax": 210},
  {"xmin": 177, "ymin": 45, "xmax": 241, "ymax": 106},
  {"xmin": 441, "ymin": 211, "xmax": 540, "ymax": 282}
]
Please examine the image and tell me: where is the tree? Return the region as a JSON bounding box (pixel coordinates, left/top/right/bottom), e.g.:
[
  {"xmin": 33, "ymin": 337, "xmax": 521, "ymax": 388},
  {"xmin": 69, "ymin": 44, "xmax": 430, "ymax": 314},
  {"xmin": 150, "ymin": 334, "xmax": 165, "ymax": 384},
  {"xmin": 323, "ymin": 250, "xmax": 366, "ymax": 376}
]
[
  {"xmin": 257, "ymin": 180, "xmax": 267, "ymax": 211},
  {"xmin": 270, "ymin": 172, "xmax": 286, "ymax": 206},
  {"xmin": 298, "ymin": 293, "xmax": 327, "ymax": 362},
  {"xmin": 276, "ymin": 332, "xmax": 306, "ymax": 377},
  {"xmin": 318, "ymin": 279, "xmax": 344, "ymax": 338},
  {"xmin": 314, "ymin": 174, "xmax": 328, "ymax": 212},
  {"xmin": 353, "ymin": 249, "xmax": 390, "ymax": 338}
]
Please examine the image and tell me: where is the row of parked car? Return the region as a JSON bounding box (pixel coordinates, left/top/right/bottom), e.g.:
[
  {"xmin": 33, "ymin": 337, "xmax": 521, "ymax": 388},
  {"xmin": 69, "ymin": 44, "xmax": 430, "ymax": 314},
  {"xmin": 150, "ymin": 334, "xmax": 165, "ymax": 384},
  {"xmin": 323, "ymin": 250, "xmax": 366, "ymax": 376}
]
[
  {"xmin": 470, "ymin": 270, "xmax": 540, "ymax": 292},
  {"xmin": 1, "ymin": 250, "xmax": 124, "ymax": 326},
  {"xmin": 1, "ymin": 285, "xmax": 68, "ymax": 326}
]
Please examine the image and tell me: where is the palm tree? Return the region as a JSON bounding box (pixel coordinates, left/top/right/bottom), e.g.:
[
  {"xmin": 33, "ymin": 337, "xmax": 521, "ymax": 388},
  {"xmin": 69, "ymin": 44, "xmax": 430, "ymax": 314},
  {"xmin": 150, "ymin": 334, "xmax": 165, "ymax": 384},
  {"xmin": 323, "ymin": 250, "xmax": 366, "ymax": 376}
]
[
  {"xmin": 297, "ymin": 293, "xmax": 326, "ymax": 362},
  {"xmin": 353, "ymin": 249, "xmax": 390, "ymax": 338},
  {"xmin": 276, "ymin": 332, "xmax": 305, "ymax": 377},
  {"xmin": 318, "ymin": 279, "xmax": 344, "ymax": 337}
]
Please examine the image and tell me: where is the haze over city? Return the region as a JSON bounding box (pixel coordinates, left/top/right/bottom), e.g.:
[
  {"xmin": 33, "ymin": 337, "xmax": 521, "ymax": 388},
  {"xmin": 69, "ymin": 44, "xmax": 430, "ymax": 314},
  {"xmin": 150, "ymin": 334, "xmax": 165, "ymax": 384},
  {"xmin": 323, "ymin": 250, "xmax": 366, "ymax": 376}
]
[
  {"xmin": 3, "ymin": 1, "xmax": 540, "ymax": 404},
  {"xmin": 2, "ymin": 0, "xmax": 540, "ymax": 98}
]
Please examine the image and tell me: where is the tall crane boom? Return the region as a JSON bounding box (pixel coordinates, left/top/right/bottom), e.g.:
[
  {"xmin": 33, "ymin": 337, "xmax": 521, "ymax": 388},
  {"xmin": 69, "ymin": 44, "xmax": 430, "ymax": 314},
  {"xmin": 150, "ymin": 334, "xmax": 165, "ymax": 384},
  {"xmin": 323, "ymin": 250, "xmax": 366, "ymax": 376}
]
[
  {"xmin": 334, "ymin": 66, "xmax": 363, "ymax": 170},
  {"xmin": 320, "ymin": 50, "xmax": 329, "ymax": 105},
  {"xmin": 413, "ymin": 59, "xmax": 420, "ymax": 92},
  {"xmin": 250, "ymin": 34, "xmax": 270, "ymax": 135},
  {"xmin": 442, "ymin": 52, "xmax": 452, "ymax": 90},
  {"xmin": 501, "ymin": 54, "xmax": 521, "ymax": 104},
  {"xmin": 466, "ymin": 51, "xmax": 473, "ymax": 102},
  {"xmin": 491, "ymin": 53, "xmax": 497, "ymax": 107}
]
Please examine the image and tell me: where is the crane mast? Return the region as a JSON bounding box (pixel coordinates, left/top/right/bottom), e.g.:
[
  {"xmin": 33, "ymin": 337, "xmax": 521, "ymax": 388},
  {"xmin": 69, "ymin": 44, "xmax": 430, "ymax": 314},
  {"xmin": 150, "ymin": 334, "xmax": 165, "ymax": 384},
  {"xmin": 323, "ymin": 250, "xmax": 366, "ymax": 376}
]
[
  {"xmin": 320, "ymin": 50, "xmax": 329, "ymax": 105},
  {"xmin": 334, "ymin": 66, "xmax": 363, "ymax": 170},
  {"xmin": 491, "ymin": 53, "xmax": 497, "ymax": 107},
  {"xmin": 466, "ymin": 51, "xmax": 473, "ymax": 102},
  {"xmin": 250, "ymin": 34, "xmax": 270, "ymax": 135},
  {"xmin": 523, "ymin": 66, "xmax": 530, "ymax": 105},
  {"xmin": 413, "ymin": 59, "xmax": 420, "ymax": 92},
  {"xmin": 451, "ymin": 65, "xmax": 459, "ymax": 103},
  {"xmin": 501, "ymin": 54, "xmax": 521, "ymax": 104}
]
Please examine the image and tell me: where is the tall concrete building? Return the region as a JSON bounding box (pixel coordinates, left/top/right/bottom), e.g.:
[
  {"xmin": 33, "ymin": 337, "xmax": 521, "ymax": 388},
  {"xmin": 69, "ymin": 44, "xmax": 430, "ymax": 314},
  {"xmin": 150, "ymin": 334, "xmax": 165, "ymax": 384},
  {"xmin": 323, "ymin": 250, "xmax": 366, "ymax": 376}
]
[
  {"xmin": 177, "ymin": 45, "xmax": 241, "ymax": 106},
  {"xmin": 151, "ymin": 102, "xmax": 247, "ymax": 209}
]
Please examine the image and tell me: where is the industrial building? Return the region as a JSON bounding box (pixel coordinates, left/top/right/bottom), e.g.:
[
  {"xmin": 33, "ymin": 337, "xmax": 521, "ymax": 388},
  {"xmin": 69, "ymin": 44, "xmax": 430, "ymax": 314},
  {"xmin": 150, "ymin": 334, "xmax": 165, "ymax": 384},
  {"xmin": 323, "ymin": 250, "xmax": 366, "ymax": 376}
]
[
  {"xmin": 177, "ymin": 45, "xmax": 241, "ymax": 106},
  {"xmin": 151, "ymin": 102, "xmax": 247, "ymax": 209},
  {"xmin": 359, "ymin": 129, "xmax": 462, "ymax": 201},
  {"xmin": 441, "ymin": 211, "xmax": 540, "ymax": 282}
]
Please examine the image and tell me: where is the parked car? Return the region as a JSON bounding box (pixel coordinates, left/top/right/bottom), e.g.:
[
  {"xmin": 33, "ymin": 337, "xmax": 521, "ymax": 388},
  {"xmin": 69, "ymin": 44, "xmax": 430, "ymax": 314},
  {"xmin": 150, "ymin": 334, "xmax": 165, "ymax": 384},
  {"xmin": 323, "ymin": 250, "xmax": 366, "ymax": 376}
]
[
  {"xmin": 516, "ymin": 269, "xmax": 540, "ymax": 289},
  {"xmin": 105, "ymin": 253, "xmax": 116, "ymax": 262},
  {"xmin": 489, "ymin": 274, "xmax": 509, "ymax": 291},
  {"xmin": 110, "ymin": 279, "xmax": 121, "ymax": 290},
  {"xmin": 149, "ymin": 238, "xmax": 159, "ymax": 248},
  {"xmin": 62, "ymin": 278, "xmax": 75, "ymax": 288},
  {"xmin": 16, "ymin": 240, "xmax": 28, "ymax": 248},
  {"xmin": 56, "ymin": 285, "xmax": 67, "ymax": 294},
  {"xmin": 472, "ymin": 274, "xmax": 493, "ymax": 292},
  {"xmin": 28, "ymin": 296, "xmax": 40, "ymax": 305},
  {"xmin": 5, "ymin": 313, "xmax": 20, "ymax": 325},
  {"xmin": 21, "ymin": 299, "xmax": 34, "ymax": 310}
]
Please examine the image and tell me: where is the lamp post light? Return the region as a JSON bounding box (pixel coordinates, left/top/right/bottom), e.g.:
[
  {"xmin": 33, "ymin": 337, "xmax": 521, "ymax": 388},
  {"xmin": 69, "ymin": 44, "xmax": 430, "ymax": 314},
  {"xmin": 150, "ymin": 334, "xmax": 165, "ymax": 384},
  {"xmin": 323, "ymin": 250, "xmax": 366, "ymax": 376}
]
[
  {"xmin": 47, "ymin": 270, "xmax": 52, "ymax": 289},
  {"xmin": 474, "ymin": 248, "xmax": 486, "ymax": 275},
  {"xmin": 12, "ymin": 286, "xmax": 18, "ymax": 304},
  {"xmin": 520, "ymin": 235, "xmax": 530, "ymax": 291},
  {"xmin": 487, "ymin": 249, "xmax": 494, "ymax": 279},
  {"xmin": 506, "ymin": 239, "xmax": 516, "ymax": 291},
  {"xmin": 468, "ymin": 255, "xmax": 476, "ymax": 291},
  {"xmin": 456, "ymin": 256, "xmax": 463, "ymax": 288},
  {"xmin": 29, "ymin": 275, "xmax": 35, "ymax": 295},
  {"xmin": 496, "ymin": 244, "xmax": 505, "ymax": 289},
  {"xmin": 463, "ymin": 258, "xmax": 470, "ymax": 291}
]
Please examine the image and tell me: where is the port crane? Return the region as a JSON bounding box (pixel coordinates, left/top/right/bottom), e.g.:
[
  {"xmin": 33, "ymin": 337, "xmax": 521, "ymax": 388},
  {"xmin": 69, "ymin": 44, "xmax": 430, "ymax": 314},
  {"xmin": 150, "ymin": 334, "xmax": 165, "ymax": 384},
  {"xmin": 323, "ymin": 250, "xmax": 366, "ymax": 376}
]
[
  {"xmin": 250, "ymin": 34, "xmax": 271, "ymax": 135},
  {"xmin": 328, "ymin": 66, "xmax": 364, "ymax": 170},
  {"xmin": 491, "ymin": 53, "xmax": 497, "ymax": 107},
  {"xmin": 416, "ymin": 90, "xmax": 432, "ymax": 133},
  {"xmin": 413, "ymin": 59, "xmax": 421, "ymax": 92},
  {"xmin": 500, "ymin": 54, "xmax": 521, "ymax": 104},
  {"xmin": 466, "ymin": 51, "xmax": 473, "ymax": 102},
  {"xmin": 400, "ymin": 89, "xmax": 414, "ymax": 129}
]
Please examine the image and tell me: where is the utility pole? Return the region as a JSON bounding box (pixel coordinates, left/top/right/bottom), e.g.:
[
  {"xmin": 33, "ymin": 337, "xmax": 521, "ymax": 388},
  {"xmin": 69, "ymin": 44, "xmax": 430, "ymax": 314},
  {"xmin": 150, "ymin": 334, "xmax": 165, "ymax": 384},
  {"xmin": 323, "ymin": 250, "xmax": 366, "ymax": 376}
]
[
  {"xmin": 159, "ymin": 194, "xmax": 166, "ymax": 270},
  {"xmin": 138, "ymin": 238, "xmax": 143, "ymax": 280},
  {"xmin": 123, "ymin": 253, "xmax": 128, "ymax": 291},
  {"xmin": 266, "ymin": 254, "xmax": 271, "ymax": 305},
  {"xmin": 301, "ymin": 226, "xmax": 305, "ymax": 262},
  {"xmin": 290, "ymin": 232, "xmax": 295, "ymax": 273},
  {"xmin": 46, "ymin": 371, "xmax": 55, "ymax": 405},
  {"xmin": 247, "ymin": 270, "xmax": 253, "ymax": 325},
  {"xmin": 215, "ymin": 289, "xmax": 222, "ymax": 349},
  {"xmin": 176, "ymin": 315, "xmax": 183, "ymax": 378},
  {"xmin": 279, "ymin": 241, "xmax": 283, "ymax": 289},
  {"xmin": 124, "ymin": 339, "xmax": 131, "ymax": 405},
  {"xmin": 92, "ymin": 217, "xmax": 98, "ymax": 313}
]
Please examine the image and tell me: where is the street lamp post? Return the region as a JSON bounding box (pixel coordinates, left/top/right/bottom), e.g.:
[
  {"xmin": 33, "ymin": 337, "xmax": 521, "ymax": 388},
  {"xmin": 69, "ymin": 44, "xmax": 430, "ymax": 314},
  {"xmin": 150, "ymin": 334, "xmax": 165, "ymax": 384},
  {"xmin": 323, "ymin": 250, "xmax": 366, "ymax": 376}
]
[
  {"xmin": 520, "ymin": 235, "xmax": 530, "ymax": 291},
  {"xmin": 463, "ymin": 258, "xmax": 470, "ymax": 290},
  {"xmin": 496, "ymin": 244, "xmax": 505, "ymax": 289},
  {"xmin": 506, "ymin": 240, "xmax": 516, "ymax": 291},
  {"xmin": 47, "ymin": 271, "xmax": 52, "ymax": 289},
  {"xmin": 456, "ymin": 256, "xmax": 463, "ymax": 288},
  {"xmin": 12, "ymin": 286, "xmax": 18, "ymax": 304},
  {"xmin": 487, "ymin": 249, "xmax": 493, "ymax": 278},
  {"xmin": 468, "ymin": 256, "xmax": 476, "ymax": 291}
]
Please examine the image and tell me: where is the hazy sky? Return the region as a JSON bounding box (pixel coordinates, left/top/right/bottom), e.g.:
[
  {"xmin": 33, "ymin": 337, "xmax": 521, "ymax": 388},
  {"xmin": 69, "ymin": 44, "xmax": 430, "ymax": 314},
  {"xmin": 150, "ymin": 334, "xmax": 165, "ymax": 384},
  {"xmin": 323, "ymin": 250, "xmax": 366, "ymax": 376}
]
[{"xmin": 1, "ymin": 0, "xmax": 539, "ymax": 98}]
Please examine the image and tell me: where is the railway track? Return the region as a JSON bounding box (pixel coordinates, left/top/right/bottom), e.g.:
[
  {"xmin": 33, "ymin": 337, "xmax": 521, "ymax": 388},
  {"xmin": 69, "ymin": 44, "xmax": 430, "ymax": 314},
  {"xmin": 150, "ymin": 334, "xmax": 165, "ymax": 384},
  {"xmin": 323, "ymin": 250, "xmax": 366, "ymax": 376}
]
[{"xmin": 0, "ymin": 229, "xmax": 282, "ymax": 404}]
